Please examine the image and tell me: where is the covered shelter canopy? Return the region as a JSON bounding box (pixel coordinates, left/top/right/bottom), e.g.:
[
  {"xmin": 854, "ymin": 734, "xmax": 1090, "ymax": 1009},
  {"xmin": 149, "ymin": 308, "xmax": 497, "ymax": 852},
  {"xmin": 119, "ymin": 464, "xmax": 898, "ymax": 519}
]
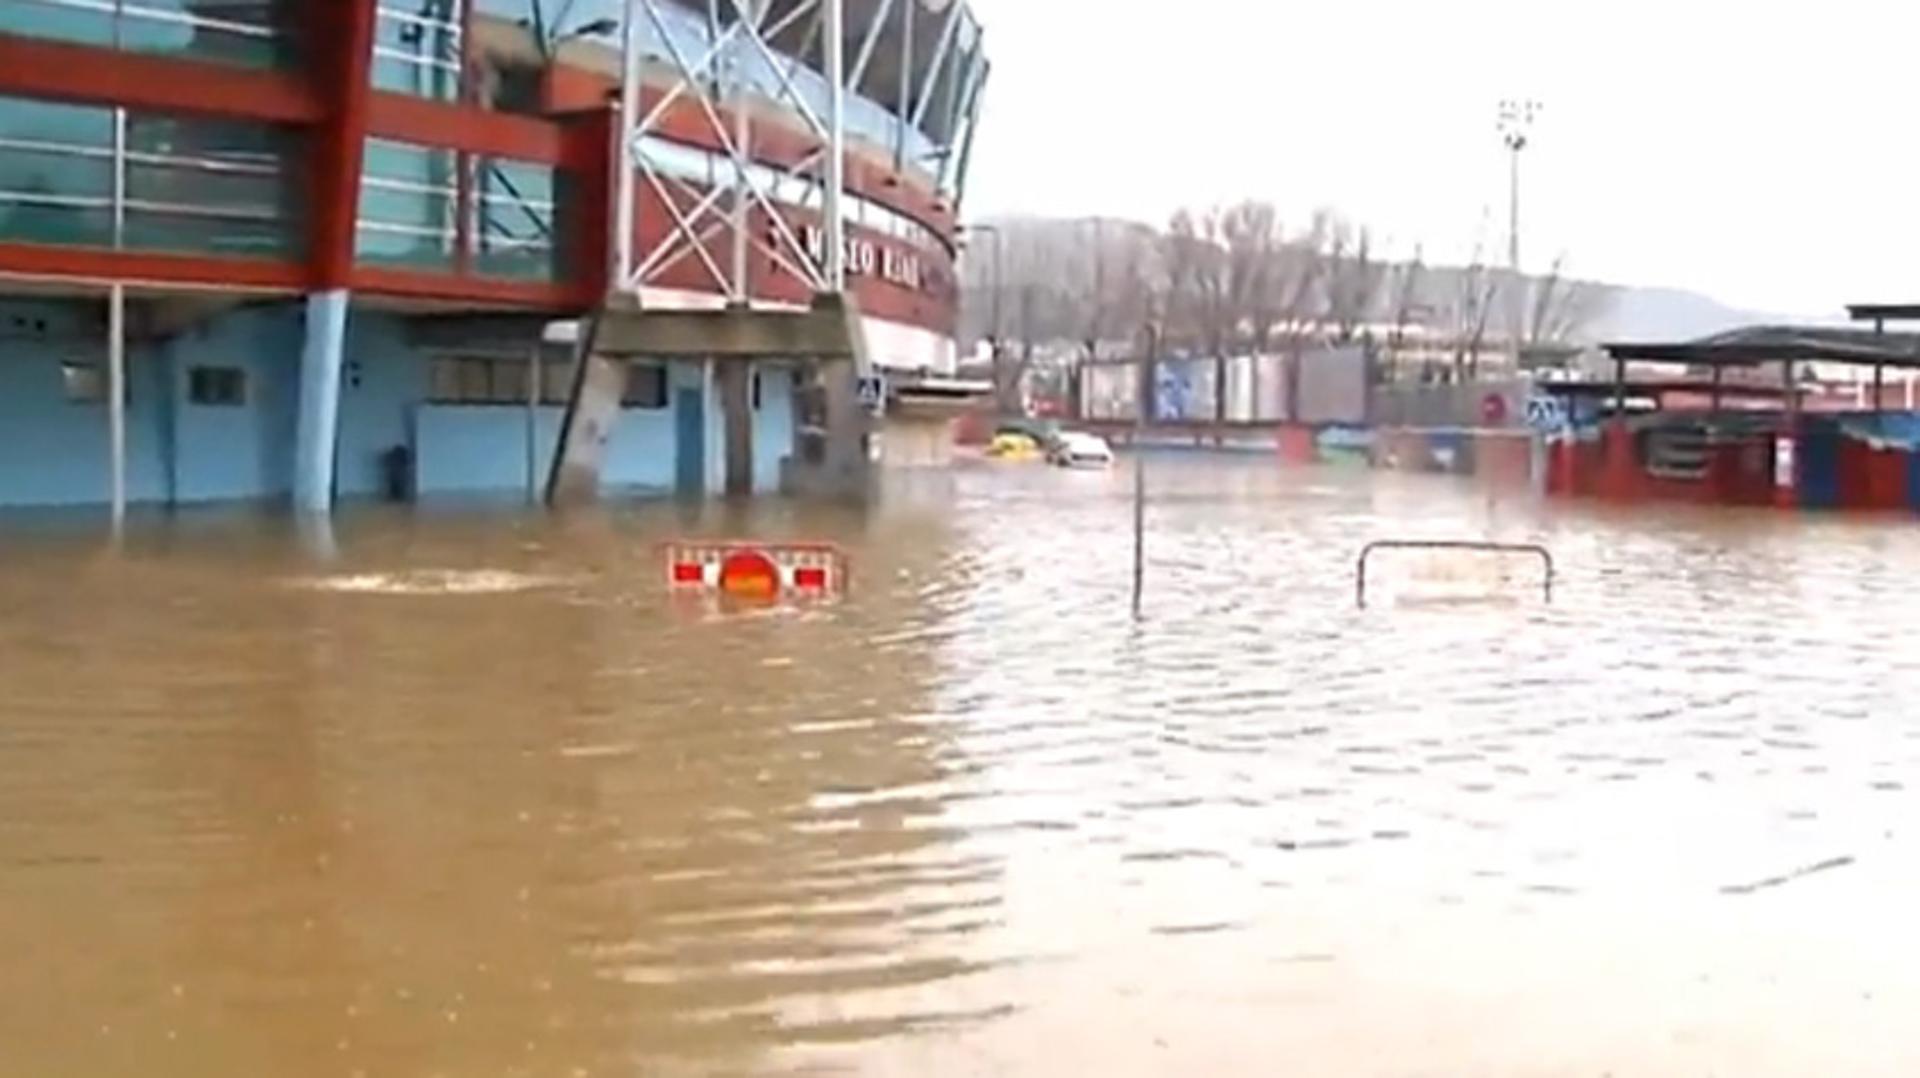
[
  {"xmin": 1603, "ymin": 325, "xmax": 1920, "ymax": 370},
  {"xmin": 1534, "ymin": 379, "xmax": 1794, "ymax": 400},
  {"xmin": 1846, "ymin": 303, "xmax": 1920, "ymax": 325}
]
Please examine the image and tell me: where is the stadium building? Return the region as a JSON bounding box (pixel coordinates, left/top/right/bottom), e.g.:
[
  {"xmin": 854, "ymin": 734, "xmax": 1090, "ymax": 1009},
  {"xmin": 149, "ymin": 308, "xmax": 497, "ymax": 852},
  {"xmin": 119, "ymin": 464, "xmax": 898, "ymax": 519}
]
[{"xmin": 0, "ymin": 1, "xmax": 987, "ymax": 512}]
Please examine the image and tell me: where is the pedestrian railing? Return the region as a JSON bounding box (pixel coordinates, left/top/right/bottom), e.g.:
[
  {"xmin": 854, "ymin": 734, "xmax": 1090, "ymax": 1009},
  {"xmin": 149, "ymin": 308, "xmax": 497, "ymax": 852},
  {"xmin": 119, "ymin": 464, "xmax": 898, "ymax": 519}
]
[{"xmin": 1356, "ymin": 540, "xmax": 1554, "ymax": 609}]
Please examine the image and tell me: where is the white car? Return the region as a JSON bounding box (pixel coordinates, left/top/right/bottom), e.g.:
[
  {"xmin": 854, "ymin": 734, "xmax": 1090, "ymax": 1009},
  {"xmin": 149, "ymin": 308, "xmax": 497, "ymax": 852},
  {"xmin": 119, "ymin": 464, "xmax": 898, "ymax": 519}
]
[{"xmin": 1051, "ymin": 431, "xmax": 1115, "ymax": 469}]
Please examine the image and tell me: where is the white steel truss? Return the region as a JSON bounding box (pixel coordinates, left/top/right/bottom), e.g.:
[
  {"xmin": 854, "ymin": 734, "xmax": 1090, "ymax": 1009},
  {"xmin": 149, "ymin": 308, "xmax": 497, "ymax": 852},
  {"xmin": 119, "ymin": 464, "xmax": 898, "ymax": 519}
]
[
  {"xmin": 616, "ymin": 0, "xmax": 847, "ymax": 302},
  {"xmin": 612, "ymin": 0, "xmax": 989, "ymax": 305}
]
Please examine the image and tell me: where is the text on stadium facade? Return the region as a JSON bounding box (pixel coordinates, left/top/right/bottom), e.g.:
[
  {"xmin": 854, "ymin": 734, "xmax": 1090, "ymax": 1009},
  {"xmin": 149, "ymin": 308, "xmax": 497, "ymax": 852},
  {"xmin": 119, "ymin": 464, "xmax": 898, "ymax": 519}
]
[{"xmin": 801, "ymin": 226, "xmax": 923, "ymax": 290}]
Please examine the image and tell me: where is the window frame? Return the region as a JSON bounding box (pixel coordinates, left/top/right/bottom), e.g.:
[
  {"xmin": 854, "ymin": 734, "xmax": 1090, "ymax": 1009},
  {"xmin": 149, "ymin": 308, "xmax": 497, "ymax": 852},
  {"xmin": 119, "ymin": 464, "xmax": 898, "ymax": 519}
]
[
  {"xmin": 622, "ymin": 362, "xmax": 669, "ymax": 410},
  {"xmin": 187, "ymin": 365, "xmax": 247, "ymax": 407},
  {"xmin": 428, "ymin": 355, "xmax": 567, "ymax": 406}
]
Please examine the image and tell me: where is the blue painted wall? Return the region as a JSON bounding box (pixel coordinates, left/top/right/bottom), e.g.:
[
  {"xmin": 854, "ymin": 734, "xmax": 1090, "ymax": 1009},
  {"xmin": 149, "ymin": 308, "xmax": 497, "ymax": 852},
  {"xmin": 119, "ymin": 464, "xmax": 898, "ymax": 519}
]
[
  {"xmin": 0, "ymin": 298, "xmax": 166, "ymax": 507},
  {"xmin": 337, "ymin": 309, "xmax": 428, "ymax": 499},
  {"xmin": 414, "ymin": 405, "xmax": 557, "ymax": 496},
  {"xmin": 753, "ymin": 363, "xmax": 796, "ymax": 492},
  {"xmin": 165, "ymin": 304, "xmax": 301, "ymax": 503},
  {"xmin": 411, "ymin": 359, "xmax": 792, "ymax": 497},
  {"xmin": 0, "ymin": 298, "xmax": 797, "ymax": 508}
]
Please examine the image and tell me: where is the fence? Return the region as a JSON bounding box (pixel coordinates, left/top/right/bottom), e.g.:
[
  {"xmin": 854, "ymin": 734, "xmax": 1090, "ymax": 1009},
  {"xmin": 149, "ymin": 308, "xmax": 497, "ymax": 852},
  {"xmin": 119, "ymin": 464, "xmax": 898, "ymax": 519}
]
[{"xmin": 1371, "ymin": 380, "xmax": 1528, "ymax": 429}]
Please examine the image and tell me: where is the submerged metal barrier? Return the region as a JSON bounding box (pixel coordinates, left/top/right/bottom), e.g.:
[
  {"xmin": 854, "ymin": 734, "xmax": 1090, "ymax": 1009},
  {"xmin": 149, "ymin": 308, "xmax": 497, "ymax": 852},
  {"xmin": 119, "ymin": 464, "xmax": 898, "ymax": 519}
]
[{"xmin": 1356, "ymin": 540, "xmax": 1555, "ymax": 609}]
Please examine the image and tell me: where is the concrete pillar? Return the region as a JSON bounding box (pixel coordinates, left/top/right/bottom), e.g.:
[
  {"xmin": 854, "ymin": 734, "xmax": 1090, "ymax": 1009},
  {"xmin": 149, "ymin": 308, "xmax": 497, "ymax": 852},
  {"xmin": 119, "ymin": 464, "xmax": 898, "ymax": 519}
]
[
  {"xmin": 822, "ymin": 356, "xmax": 869, "ymax": 477},
  {"xmin": 548, "ymin": 350, "xmax": 627, "ymax": 506},
  {"xmin": 107, "ymin": 283, "xmax": 126, "ymax": 531},
  {"xmin": 294, "ymin": 290, "xmax": 348, "ymax": 514},
  {"xmin": 784, "ymin": 358, "xmax": 872, "ymax": 498},
  {"xmin": 720, "ymin": 360, "xmax": 754, "ymax": 495}
]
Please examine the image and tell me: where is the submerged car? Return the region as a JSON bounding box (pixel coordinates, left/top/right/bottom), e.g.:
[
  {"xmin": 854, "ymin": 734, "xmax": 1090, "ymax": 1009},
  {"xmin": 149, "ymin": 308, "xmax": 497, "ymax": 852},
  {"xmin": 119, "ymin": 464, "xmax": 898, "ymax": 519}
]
[{"xmin": 1050, "ymin": 431, "xmax": 1115, "ymax": 468}]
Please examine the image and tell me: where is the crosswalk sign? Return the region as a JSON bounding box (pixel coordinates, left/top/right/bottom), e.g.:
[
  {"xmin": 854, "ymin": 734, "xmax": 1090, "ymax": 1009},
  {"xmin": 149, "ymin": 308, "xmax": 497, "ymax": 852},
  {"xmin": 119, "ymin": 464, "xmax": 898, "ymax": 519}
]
[
  {"xmin": 856, "ymin": 373, "xmax": 887, "ymax": 415},
  {"xmin": 1523, "ymin": 393, "xmax": 1567, "ymax": 432}
]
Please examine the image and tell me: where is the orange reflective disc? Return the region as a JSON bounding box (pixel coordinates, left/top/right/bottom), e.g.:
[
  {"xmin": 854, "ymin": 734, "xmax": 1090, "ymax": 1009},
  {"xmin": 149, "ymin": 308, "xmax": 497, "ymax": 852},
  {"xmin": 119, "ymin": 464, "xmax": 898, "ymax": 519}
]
[{"xmin": 718, "ymin": 551, "xmax": 780, "ymax": 597}]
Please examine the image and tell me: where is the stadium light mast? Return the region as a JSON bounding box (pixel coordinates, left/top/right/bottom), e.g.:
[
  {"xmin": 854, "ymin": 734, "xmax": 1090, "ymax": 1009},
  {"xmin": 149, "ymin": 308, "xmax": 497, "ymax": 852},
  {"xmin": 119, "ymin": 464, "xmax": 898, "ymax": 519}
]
[{"xmin": 1498, "ymin": 98, "xmax": 1539, "ymax": 367}]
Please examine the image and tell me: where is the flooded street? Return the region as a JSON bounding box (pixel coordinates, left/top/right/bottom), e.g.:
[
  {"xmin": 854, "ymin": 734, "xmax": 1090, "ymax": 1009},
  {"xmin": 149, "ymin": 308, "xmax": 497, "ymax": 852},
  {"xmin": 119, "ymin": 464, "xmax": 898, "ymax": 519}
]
[{"xmin": 6, "ymin": 456, "xmax": 1920, "ymax": 1076}]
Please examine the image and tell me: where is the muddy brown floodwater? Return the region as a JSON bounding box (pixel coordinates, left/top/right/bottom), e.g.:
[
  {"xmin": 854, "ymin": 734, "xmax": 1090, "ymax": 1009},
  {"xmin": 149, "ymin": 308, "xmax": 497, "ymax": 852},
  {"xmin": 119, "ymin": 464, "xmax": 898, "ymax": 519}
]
[{"xmin": 4, "ymin": 457, "xmax": 1920, "ymax": 1076}]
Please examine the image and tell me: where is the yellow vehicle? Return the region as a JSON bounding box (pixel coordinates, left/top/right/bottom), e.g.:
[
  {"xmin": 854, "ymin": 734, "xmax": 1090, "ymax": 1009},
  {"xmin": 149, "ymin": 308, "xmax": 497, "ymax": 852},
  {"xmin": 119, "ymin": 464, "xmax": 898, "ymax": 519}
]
[{"xmin": 986, "ymin": 431, "xmax": 1045, "ymax": 461}]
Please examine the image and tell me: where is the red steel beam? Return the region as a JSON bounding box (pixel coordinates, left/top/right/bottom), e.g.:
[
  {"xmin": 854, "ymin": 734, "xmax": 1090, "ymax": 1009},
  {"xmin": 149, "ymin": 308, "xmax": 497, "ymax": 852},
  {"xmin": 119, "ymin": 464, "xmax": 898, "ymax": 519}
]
[
  {"xmin": 0, "ymin": 242, "xmax": 306, "ymax": 291},
  {"xmin": 367, "ymin": 92, "xmax": 568, "ymax": 163},
  {"xmin": 559, "ymin": 107, "xmax": 615, "ymax": 302},
  {"xmin": 307, "ymin": 0, "xmax": 380, "ymax": 289},
  {"xmin": 351, "ymin": 266, "xmax": 588, "ymax": 311},
  {"xmin": 0, "ymin": 33, "xmax": 321, "ymax": 123}
]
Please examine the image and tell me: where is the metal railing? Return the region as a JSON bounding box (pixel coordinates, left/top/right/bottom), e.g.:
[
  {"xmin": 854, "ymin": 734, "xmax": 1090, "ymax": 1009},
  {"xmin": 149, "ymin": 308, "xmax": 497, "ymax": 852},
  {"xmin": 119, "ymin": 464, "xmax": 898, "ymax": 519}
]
[{"xmin": 1356, "ymin": 540, "xmax": 1555, "ymax": 609}]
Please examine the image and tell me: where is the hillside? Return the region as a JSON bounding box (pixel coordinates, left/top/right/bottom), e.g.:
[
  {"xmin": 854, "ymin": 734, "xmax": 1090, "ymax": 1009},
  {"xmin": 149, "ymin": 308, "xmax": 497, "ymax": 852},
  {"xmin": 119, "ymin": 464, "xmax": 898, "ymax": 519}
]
[{"xmin": 956, "ymin": 215, "xmax": 1839, "ymax": 351}]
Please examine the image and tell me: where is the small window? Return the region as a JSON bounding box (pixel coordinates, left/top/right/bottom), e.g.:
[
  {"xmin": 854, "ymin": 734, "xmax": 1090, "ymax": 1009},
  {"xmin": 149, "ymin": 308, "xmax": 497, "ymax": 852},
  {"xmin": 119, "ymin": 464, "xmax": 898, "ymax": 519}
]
[
  {"xmin": 750, "ymin": 369, "xmax": 762, "ymax": 412},
  {"xmin": 189, "ymin": 366, "xmax": 246, "ymax": 406},
  {"xmin": 62, "ymin": 362, "xmax": 105, "ymax": 404},
  {"xmin": 455, "ymin": 358, "xmax": 492, "ymax": 402},
  {"xmin": 490, "ymin": 360, "xmax": 529, "ymax": 404},
  {"xmin": 429, "ymin": 356, "xmax": 465, "ymax": 401},
  {"xmin": 430, "ymin": 355, "xmax": 557, "ymax": 405},
  {"xmin": 623, "ymin": 363, "xmax": 668, "ymax": 409}
]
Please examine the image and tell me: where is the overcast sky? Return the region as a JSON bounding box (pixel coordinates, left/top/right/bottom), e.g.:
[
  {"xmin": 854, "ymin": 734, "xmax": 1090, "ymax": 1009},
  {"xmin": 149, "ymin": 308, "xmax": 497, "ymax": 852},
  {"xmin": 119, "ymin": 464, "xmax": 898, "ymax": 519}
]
[{"xmin": 959, "ymin": 0, "xmax": 1920, "ymax": 317}]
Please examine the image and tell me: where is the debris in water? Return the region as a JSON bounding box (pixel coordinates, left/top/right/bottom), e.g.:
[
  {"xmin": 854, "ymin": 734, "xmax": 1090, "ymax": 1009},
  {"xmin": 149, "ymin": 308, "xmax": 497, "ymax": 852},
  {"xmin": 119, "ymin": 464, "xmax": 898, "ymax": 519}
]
[
  {"xmin": 291, "ymin": 569, "xmax": 561, "ymax": 596},
  {"xmin": 1721, "ymin": 855, "xmax": 1855, "ymax": 896}
]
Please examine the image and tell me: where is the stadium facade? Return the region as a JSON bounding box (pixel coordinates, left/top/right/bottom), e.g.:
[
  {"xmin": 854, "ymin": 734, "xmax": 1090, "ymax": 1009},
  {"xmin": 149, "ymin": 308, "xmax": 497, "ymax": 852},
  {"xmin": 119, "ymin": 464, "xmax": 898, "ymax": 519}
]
[{"xmin": 0, "ymin": 0, "xmax": 986, "ymax": 510}]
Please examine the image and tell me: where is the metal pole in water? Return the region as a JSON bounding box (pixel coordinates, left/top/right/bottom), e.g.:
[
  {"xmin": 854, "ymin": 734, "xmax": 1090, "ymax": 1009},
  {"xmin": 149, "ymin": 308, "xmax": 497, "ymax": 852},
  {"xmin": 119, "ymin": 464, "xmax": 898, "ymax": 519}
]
[
  {"xmin": 1131, "ymin": 433, "xmax": 1145, "ymax": 619},
  {"xmin": 1132, "ymin": 324, "xmax": 1157, "ymax": 619},
  {"xmin": 525, "ymin": 342, "xmax": 540, "ymax": 502},
  {"xmin": 108, "ymin": 282, "xmax": 126, "ymax": 535}
]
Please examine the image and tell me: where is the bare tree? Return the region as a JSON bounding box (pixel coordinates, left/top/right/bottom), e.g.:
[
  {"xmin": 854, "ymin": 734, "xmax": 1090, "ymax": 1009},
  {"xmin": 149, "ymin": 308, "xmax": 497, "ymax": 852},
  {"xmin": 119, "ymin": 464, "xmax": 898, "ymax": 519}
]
[
  {"xmin": 1000, "ymin": 229, "xmax": 1066, "ymax": 410},
  {"xmin": 1323, "ymin": 219, "xmax": 1385, "ymax": 346},
  {"xmin": 1526, "ymin": 254, "xmax": 1610, "ymax": 354},
  {"xmin": 1384, "ymin": 245, "xmax": 1426, "ymax": 381},
  {"xmin": 1452, "ymin": 238, "xmax": 1500, "ymax": 382},
  {"xmin": 1267, "ymin": 219, "xmax": 1328, "ymax": 349},
  {"xmin": 1161, "ymin": 207, "xmax": 1232, "ymax": 356},
  {"xmin": 953, "ymin": 224, "xmax": 1065, "ymax": 410},
  {"xmin": 1104, "ymin": 223, "xmax": 1163, "ymax": 348}
]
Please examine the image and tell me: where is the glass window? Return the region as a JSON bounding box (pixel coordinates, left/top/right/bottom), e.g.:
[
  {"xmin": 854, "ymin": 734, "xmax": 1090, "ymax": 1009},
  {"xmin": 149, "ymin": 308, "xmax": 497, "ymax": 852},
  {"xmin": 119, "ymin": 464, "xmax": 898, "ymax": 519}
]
[
  {"xmin": 0, "ymin": 0, "xmax": 302, "ymax": 71},
  {"xmin": 357, "ymin": 137, "xmax": 458, "ymax": 271},
  {"xmin": 428, "ymin": 355, "xmax": 554, "ymax": 405},
  {"xmin": 0, "ymin": 95, "xmax": 114, "ymax": 247},
  {"xmin": 474, "ymin": 154, "xmax": 556, "ymax": 281},
  {"xmin": 0, "ymin": 94, "xmax": 302, "ymax": 256},
  {"xmin": 623, "ymin": 363, "xmax": 667, "ymax": 409},
  {"xmin": 122, "ymin": 112, "xmax": 303, "ymax": 257},
  {"xmin": 455, "ymin": 357, "xmax": 492, "ymax": 401},
  {"xmin": 188, "ymin": 365, "xmax": 246, "ymax": 406},
  {"xmin": 490, "ymin": 358, "xmax": 529, "ymax": 403},
  {"xmin": 429, "ymin": 356, "xmax": 464, "ymax": 401},
  {"xmin": 373, "ymin": 1, "xmax": 464, "ymax": 101}
]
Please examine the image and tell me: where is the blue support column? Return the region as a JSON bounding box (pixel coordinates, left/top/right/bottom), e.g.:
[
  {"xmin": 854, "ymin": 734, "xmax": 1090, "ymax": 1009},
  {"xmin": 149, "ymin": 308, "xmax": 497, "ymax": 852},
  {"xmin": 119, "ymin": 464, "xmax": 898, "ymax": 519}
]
[{"xmin": 294, "ymin": 290, "xmax": 349, "ymax": 514}]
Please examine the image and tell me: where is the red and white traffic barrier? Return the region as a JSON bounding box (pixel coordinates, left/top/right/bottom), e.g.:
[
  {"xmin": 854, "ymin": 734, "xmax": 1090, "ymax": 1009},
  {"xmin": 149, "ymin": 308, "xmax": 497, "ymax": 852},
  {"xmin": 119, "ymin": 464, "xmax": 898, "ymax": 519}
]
[{"xmin": 663, "ymin": 541, "xmax": 848, "ymax": 598}]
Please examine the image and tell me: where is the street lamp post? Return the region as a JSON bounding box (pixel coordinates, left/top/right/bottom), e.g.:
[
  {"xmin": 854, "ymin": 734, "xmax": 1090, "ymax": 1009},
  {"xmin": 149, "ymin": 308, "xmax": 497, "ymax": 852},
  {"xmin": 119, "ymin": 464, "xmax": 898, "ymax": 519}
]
[{"xmin": 1498, "ymin": 98, "xmax": 1539, "ymax": 369}]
